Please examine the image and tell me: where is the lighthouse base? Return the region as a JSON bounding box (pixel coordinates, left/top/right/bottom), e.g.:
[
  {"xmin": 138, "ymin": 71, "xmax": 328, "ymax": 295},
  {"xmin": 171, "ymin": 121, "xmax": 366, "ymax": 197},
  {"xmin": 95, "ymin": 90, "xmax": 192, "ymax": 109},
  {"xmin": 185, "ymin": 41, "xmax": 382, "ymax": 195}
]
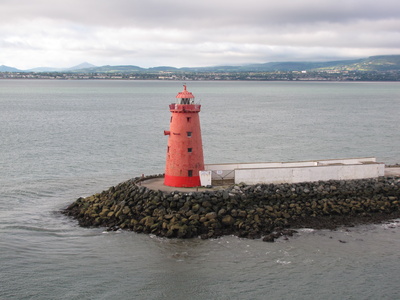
[{"xmin": 164, "ymin": 174, "xmax": 201, "ymax": 187}]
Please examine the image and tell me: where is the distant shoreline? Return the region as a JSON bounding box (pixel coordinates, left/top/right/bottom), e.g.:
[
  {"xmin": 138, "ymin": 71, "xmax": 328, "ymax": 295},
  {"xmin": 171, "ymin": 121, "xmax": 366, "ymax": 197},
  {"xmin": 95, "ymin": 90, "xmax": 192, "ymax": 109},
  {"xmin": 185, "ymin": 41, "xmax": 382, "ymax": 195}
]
[
  {"xmin": 2, "ymin": 70, "xmax": 400, "ymax": 82},
  {"xmin": 1, "ymin": 78, "xmax": 400, "ymax": 82}
]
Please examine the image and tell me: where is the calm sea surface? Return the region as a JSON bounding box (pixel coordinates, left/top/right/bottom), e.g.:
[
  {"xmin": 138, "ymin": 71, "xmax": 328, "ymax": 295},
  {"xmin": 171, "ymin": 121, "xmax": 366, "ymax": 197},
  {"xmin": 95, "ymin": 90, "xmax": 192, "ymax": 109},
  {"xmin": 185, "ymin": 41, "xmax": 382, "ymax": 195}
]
[{"xmin": 1, "ymin": 80, "xmax": 400, "ymax": 299}]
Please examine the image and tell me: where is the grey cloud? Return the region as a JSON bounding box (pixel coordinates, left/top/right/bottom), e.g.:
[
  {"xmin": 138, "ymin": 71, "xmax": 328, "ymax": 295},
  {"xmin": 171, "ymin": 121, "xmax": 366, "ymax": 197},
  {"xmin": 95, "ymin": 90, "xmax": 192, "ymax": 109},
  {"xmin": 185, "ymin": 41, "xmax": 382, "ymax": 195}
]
[
  {"xmin": 1, "ymin": 0, "xmax": 399, "ymax": 68},
  {"xmin": 2, "ymin": 0, "xmax": 400, "ymax": 27}
]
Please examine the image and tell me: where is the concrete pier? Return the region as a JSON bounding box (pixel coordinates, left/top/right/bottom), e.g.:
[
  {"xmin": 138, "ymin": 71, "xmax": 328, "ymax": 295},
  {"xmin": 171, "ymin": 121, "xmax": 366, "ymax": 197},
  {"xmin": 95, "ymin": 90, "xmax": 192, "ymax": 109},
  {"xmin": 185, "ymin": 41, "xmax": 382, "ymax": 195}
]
[
  {"xmin": 140, "ymin": 165, "xmax": 399, "ymax": 193},
  {"xmin": 206, "ymin": 158, "xmax": 385, "ymax": 185}
]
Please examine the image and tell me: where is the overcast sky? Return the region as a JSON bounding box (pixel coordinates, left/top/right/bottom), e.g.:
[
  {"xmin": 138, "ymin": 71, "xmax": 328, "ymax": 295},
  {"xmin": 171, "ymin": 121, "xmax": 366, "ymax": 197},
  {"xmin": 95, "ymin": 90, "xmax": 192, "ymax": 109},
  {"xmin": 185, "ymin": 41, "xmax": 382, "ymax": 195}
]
[{"xmin": 1, "ymin": 0, "xmax": 400, "ymax": 69}]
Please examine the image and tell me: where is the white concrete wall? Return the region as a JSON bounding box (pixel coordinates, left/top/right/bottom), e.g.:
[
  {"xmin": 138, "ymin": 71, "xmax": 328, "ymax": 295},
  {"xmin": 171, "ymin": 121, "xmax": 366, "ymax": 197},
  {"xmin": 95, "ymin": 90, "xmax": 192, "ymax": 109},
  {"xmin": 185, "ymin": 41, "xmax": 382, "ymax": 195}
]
[
  {"xmin": 205, "ymin": 161, "xmax": 317, "ymax": 180},
  {"xmin": 316, "ymin": 157, "xmax": 377, "ymax": 165},
  {"xmin": 205, "ymin": 158, "xmax": 380, "ymax": 181},
  {"xmin": 205, "ymin": 158, "xmax": 384, "ymax": 184},
  {"xmin": 234, "ymin": 163, "xmax": 385, "ymax": 185},
  {"xmin": 205, "ymin": 161, "xmax": 316, "ymax": 170}
]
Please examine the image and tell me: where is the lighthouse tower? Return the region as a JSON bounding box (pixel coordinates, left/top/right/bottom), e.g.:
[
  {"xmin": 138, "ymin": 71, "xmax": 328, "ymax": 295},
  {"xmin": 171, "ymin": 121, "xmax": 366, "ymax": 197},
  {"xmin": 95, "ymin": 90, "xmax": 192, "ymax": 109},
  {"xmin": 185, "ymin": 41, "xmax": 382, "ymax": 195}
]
[{"xmin": 164, "ymin": 85, "xmax": 205, "ymax": 187}]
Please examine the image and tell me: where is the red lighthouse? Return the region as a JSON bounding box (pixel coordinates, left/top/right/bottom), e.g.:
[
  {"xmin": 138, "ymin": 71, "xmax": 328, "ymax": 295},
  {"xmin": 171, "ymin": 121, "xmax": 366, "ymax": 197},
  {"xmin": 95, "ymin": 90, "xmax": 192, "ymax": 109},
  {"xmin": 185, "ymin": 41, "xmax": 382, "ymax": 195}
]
[{"xmin": 164, "ymin": 85, "xmax": 205, "ymax": 187}]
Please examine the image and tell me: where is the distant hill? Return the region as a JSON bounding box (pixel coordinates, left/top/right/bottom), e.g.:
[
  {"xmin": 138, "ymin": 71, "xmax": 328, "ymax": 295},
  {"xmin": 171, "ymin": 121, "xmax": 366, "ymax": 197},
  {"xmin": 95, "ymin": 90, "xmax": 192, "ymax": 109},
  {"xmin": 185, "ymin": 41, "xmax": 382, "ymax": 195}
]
[
  {"xmin": 148, "ymin": 66, "xmax": 179, "ymax": 72},
  {"xmin": 317, "ymin": 55, "xmax": 400, "ymax": 71},
  {"xmin": 74, "ymin": 65, "xmax": 144, "ymax": 73},
  {"xmin": 0, "ymin": 65, "xmax": 22, "ymax": 72},
  {"xmin": 180, "ymin": 56, "xmax": 399, "ymax": 72},
  {"xmin": 66, "ymin": 62, "xmax": 97, "ymax": 71},
  {"xmin": 1, "ymin": 55, "xmax": 400, "ymax": 74},
  {"xmin": 184, "ymin": 60, "xmax": 361, "ymax": 72},
  {"xmin": 240, "ymin": 60, "xmax": 364, "ymax": 72},
  {"xmin": 27, "ymin": 67, "xmax": 63, "ymax": 72},
  {"xmin": 69, "ymin": 55, "xmax": 398, "ymax": 73},
  {"xmin": 26, "ymin": 62, "xmax": 97, "ymax": 72},
  {"xmin": 70, "ymin": 65, "xmax": 178, "ymax": 73}
]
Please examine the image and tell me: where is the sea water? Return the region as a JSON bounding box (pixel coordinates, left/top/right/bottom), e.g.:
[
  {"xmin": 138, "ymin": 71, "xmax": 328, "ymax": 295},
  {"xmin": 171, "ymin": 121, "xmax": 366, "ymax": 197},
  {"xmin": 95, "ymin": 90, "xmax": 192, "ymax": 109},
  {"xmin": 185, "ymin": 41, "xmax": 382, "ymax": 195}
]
[{"xmin": 1, "ymin": 80, "xmax": 400, "ymax": 299}]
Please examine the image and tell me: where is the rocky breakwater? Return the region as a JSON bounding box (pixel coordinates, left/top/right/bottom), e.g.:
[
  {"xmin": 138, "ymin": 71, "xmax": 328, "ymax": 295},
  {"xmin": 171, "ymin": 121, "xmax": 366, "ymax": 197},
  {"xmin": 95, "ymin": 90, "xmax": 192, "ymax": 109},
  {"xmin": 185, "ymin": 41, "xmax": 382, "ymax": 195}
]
[{"xmin": 63, "ymin": 175, "xmax": 400, "ymax": 242}]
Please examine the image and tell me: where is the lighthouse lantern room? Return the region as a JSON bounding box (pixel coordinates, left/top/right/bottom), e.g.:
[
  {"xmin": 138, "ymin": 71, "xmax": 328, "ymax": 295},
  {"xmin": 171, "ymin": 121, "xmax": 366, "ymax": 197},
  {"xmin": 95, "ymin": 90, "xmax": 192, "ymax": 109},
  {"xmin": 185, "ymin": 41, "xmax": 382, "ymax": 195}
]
[{"xmin": 164, "ymin": 85, "xmax": 205, "ymax": 187}]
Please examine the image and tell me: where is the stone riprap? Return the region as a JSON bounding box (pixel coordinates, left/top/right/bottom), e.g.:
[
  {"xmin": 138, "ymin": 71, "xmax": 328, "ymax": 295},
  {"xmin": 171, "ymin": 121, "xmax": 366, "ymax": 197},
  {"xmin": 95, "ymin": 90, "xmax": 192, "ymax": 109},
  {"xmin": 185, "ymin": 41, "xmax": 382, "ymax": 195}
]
[{"xmin": 63, "ymin": 175, "xmax": 400, "ymax": 242}]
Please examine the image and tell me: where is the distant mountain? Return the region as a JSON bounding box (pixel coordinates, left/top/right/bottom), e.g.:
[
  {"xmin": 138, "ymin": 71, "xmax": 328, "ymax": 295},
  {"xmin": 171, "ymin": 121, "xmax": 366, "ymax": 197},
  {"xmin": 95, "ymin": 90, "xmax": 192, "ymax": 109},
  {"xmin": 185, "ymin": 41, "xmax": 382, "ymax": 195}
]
[
  {"xmin": 240, "ymin": 60, "xmax": 364, "ymax": 72},
  {"xmin": 2, "ymin": 55, "xmax": 400, "ymax": 74},
  {"xmin": 66, "ymin": 62, "xmax": 97, "ymax": 71},
  {"xmin": 69, "ymin": 65, "xmax": 145, "ymax": 73},
  {"xmin": 179, "ymin": 55, "xmax": 400, "ymax": 72},
  {"xmin": 26, "ymin": 62, "xmax": 97, "ymax": 72},
  {"xmin": 0, "ymin": 65, "xmax": 22, "ymax": 72},
  {"xmin": 148, "ymin": 66, "xmax": 178, "ymax": 72},
  {"xmin": 317, "ymin": 55, "xmax": 400, "ymax": 71},
  {"xmin": 27, "ymin": 67, "xmax": 63, "ymax": 72}
]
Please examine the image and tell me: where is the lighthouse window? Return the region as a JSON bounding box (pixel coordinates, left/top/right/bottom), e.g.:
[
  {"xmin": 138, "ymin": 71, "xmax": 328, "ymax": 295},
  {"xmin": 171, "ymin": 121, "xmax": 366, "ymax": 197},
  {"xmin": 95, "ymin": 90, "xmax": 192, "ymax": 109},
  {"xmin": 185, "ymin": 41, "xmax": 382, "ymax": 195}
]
[
  {"xmin": 187, "ymin": 132, "xmax": 192, "ymax": 137},
  {"xmin": 188, "ymin": 170, "xmax": 193, "ymax": 177},
  {"xmin": 188, "ymin": 148, "xmax": 192, "ymax": 153},
  {"xmin": 167, "ymin": 146, "xmax": 170, "ymax": 153},
  {"xmin": 187, "ymin": 117, "xmax": 191, "ymax": 122},
  {"xmin": 170, "ymin": 116, "xmax": 173, "ymax": 123}
]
